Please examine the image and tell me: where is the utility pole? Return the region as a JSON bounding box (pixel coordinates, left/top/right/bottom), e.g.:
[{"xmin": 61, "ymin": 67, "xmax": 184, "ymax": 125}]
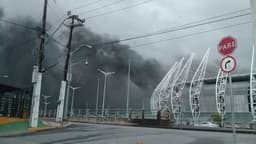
[
  {"xmin": 56, "ymin": 12, "xmax": 85, "ymax": 122},
  {"xmin": 42, "ymin": 95, "xmax": 51, "ymax": 117},
  {"xmin": 30, "ymin": 0, "xmax": 48, "ymax": 128},
  {"xmin": 126, "ymin": 57, "xmax": 131, "ymax": 118},
  {"xmin": 96, "ymin": 78, "xmax": 100, "ymax": 116},
  {"xmin": 97, "ymin": 69, "xmax": 115, "ymax": 117}
]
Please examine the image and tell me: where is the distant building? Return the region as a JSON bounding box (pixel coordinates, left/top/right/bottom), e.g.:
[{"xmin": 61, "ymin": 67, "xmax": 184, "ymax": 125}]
[
  {"xmin": 0, "ymin": 84, "xmax": 31, "ymax": 118},
  {"xmin": 182, "ymin": 74, "xmax": 250, "ymax": 113},
  {"xmin": 180, "ymin": 73, "xmax": 253, "ymax": 123}
]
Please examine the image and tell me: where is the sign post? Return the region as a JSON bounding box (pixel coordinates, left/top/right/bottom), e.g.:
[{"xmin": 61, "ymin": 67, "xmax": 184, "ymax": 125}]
[
  {"xmin": 229, "ymin": 74, "xmax": 236, "ymax": 144},
  {"xmin": 218, "ymin": 36, "xmax": 237, "ymax": 144}
]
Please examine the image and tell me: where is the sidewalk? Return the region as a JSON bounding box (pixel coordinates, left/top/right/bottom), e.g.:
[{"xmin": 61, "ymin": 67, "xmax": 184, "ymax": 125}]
[
  {"xmin": 0, "ymin": 117, "xmax": 70, "ymax": 137},
  {"xmin": 0, "ymin": 117, "xmax": 25, "ymax": 125}
]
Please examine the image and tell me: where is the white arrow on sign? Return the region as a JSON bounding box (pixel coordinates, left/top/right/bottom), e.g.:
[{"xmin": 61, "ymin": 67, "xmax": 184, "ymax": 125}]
[{"xmin": 220, "ymin": 55, "xmax": 237, "ymax": 73}]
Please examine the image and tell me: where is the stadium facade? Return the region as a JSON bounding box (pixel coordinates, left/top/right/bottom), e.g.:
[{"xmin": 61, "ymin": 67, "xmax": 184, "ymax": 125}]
[{"xmin": 151, "ymin": 48, "xmax": 256, "ymax": 125}]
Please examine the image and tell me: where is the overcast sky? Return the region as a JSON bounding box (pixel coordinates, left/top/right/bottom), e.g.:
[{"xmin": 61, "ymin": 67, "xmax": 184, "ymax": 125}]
[{"xmin": 0, "ymin": 0, "xmax": 253, "ymax": 74}]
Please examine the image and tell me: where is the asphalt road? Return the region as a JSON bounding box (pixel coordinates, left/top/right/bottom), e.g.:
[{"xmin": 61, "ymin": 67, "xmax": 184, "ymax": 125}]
[{"xmin": 0, "ymin": 123, "xmax": 255, "ymax": 144}]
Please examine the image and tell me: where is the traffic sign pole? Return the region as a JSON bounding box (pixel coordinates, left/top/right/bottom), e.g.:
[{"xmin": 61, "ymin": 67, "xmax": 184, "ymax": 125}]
[
  {"xmin": 228, "ymin": 74, "xmax": 236, "ymax": 144},
  {"xmin": 220, "ymin": 56, "xmax": 236, "ymax": 144},
  {"xmin": 218, "ymin": 36, "xmax": 237, "ymax": 144}
]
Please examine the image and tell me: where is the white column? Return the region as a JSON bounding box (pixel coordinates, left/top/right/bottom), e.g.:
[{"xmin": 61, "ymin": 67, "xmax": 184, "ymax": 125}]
[
  {"xmin": 251, "ymin": 0, "xmax": 256, "ymax": 122},
  {"xmin": 56, "ymin": 81, "xmax": 67, "ymax": 122},
  {"xmin": 30, "ymin": 66, "xmax": 42, "ymax": 128}
]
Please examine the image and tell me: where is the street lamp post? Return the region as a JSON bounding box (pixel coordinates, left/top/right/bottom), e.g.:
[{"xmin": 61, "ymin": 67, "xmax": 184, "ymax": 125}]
[
  {"xmin": 126, "ymin": 58, "xmax": 131, "ymax": 118},
  {"xmin": 97, "ymin": 69, "xmax": 115, "ymax": 117},
  {"xmin": 96, "ymin": 78, "xmax": 100, "ymax": 116},
  {"xmin": 70, "ymin": 86, "xmax": 80, "ymax": 117},
  {"xmin": 64, "ymin": 44, "xmax": 92, "ymax": 120},
  {"xmin": 42, "ymin": 95, "xmax": 51, "ymax": 117}
]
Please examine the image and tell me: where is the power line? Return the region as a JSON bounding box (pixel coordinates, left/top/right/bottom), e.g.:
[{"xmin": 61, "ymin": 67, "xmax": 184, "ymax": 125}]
[
  {"xmin": 44, "ymin": 23, "xmax": 245, "ymax": 73},
  {"xmin": 153, "ymin": 8, "xmax": 250, "ymax": 34},
  {"xmin": 49, "ymin": 21, "xmax": 63, "ymax": 37},
  {"xmin": 0, "ymin": 18, "xmax": 39, "ymax": 31},
  {"xmin": 47, "ymin": 34, "xmax": 66, "ymax": 48},
  {"xmin": 47, "ymin": 14, "xmax": 66, "ymax": 32},
  {"xmin": 49, "ymin": 0, "xmax": 66, "ymax": 16},
  {"xmin": 83, "ymin": 1, "xmax": 247, "ymax": 22},
  {"xmin": 47, "ymin": 0, "xmax": 69, "ymax": 32},
  {"xmin": 47, "ymin": 1, "xmax": 65, "ymax": 21},
  {"xmin": 44, "ymin": 54, "xmax": 64, "ymax": 72},
  {"xmin": 69, "ymin": 0, "xmax": 105, "ymax": 12},
  {"xmin": 132, "ymin": 21, "xmax": 250, "ymax": 48},
  {"xmin": 77, "ymin": 0, "xmax": 126, "ymax": 15},
  {"xmin": 90, "ymin": 12, "xmax": 250, "ymax": 46},
  {"xmin": 113, "ymin": 13, "xmax": 250, "ymax": 43},
  {"xmin": 44, "ymin": 15, "xmax": 69, "ymax": 48},
  {"xmin": 85, "ymin": 0, "xmax": 153, "ymax": 19},
  {"xmin": 47, "ymin": 17, "xmax": 66, "ymax": 40}
]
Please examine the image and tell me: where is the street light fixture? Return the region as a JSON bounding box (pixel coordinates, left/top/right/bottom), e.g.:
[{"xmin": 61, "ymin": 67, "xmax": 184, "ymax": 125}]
[
  {"xmin": 97, "ymin": 69, "xmax": 115, "ymax": 117},
  {"xmin": 0, "ymin": 75, "xmax": 8, "ymax": 78},
  {"xmin": 71, "ymin": 44, "xmax": 92, "ymax": 56},
  {"xmin": 85, "ymin": 59, "xmax": 88, "ymax": 65}
]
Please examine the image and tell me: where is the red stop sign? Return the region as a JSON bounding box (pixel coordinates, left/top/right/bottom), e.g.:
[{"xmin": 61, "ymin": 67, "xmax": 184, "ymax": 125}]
[{"xmin": 218, "ymin": 36, "xmax": 237, "ymax": 55}]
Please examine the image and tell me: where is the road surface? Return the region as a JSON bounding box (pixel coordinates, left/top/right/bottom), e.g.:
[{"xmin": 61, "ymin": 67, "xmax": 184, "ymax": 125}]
[{"xmin": 0, "ymin": 123, "xmax": 255, "ymax": 144}]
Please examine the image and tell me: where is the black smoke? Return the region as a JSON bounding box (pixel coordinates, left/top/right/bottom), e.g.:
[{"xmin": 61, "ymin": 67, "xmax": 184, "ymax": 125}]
[
  {"xmin": 0, "ymin": 9, "xmax": 38, "ymax": 88},
  {"xmin": 0, "ymin": 7, "xmax": 165, "ymax": 110},
  {"xmin": 56, "ymin": 27, "xmax": 164, "ymax": 109},
  {"xmin": 0, "ymin": 8, "xmax": 3, "ymax": 17},
  {"xmin": 0, "ymin": 7, "xmax": 64, "ymax": 108}
]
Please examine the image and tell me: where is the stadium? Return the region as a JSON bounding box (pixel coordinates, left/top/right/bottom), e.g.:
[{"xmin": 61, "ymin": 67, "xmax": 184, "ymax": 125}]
[{"xmin": 150, "ymin": 48, "xmax": 256, "ymax": 128}]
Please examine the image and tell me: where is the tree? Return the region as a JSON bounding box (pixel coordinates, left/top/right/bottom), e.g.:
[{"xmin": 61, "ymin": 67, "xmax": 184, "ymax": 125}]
[{"xmin": 210, "ymin": 112, "xmax": 222, "ymax": 124}]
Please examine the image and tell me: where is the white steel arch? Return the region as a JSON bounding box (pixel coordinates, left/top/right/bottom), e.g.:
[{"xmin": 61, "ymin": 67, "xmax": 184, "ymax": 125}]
[
  {"xmin": 189, "ymin": 48, "xmax": 210, "ymax": 124},
  {"xmin": 250, "ymin": 46, "xmax": 256, "ymax": 121},
  {"xmin": 158, "ymin": 63, "xmax": 179, "ymax": 112},
  {"xmin": 167, "ymin": 58, "xmax": 184, "ymax": 112},
  {"xmin": 216, "ymin": 68, "xmax": 228, "ymax": 124},
  {"xmin": 150, "ymin": 61, "xmax": 178, "ymax": 113},
  {"xmin": 170, "ymin": 54, "xmax": 193, "ymax": 122}
]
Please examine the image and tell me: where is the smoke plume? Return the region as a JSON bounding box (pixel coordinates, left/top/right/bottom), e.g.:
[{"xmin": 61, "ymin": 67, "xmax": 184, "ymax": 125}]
[{"xmin": 0, "ymin": 7, "xmax": 165, "ymax": 110}]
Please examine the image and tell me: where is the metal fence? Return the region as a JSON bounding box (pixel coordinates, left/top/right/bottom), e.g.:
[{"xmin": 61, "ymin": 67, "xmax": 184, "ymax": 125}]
[
  {"xmin": 40, "ymin": 108, "xmax": 255, "ymax": 129},
  {"xmin": 0, "ymin": 87, "xmax": 31, "ymax": 118}
]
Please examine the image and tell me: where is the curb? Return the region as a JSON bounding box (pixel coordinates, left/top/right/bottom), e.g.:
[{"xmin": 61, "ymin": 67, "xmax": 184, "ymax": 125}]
[
  {"xmin": 0, "ymin": 122, "xmax": 72, "ymax": 137},
  {"xmin": 71, "ymin": 120, "xmax": 256, "ymax": 134},
  {"xmin": 167, "ymin": 126, "xmax": 256, "ymax": 134},
  {"xmin": 71, "ymin": 119, "xmax": 137, "ymax": 127}
]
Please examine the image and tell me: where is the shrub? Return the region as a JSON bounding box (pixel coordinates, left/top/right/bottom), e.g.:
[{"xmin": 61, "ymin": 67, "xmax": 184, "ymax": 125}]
[{"xmin": 210, "ymin": 112, "xmax": 222, "ymax": 123}]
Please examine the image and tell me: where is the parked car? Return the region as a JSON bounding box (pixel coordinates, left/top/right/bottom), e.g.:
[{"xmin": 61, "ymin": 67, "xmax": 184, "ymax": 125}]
[
  {"xmin": 194, "ymin": 121, "xmax": 219, "ymax": 127},
  {"xmin": 224, "ymin": 123, "xmax": 240, "ymax": 129}
]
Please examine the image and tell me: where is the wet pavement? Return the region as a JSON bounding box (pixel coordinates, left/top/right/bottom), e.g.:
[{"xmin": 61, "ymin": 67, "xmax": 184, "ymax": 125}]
[{"xmin": 0, "ymin": 123, "xmax": 255, "ymax": 144}]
